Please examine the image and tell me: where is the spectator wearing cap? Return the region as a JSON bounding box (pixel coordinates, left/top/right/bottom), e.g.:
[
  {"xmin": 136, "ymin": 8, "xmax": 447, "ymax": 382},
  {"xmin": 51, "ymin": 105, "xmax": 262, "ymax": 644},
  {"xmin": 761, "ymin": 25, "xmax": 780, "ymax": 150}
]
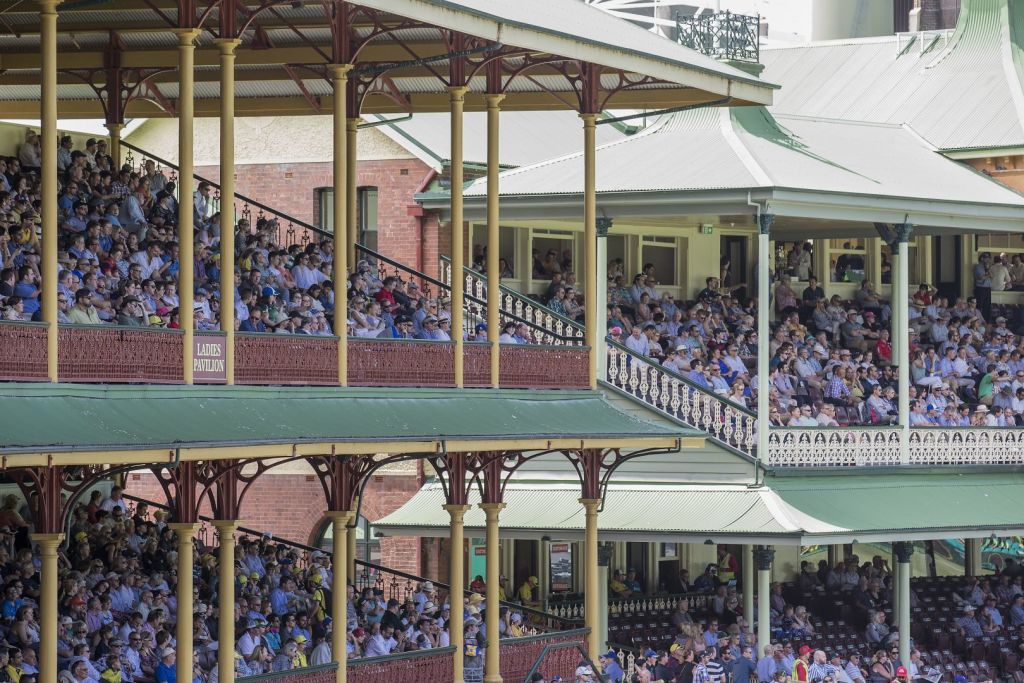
[
  {"xmin": 153, "ymin": 648, "xmax": 175, "ymax": 683},
  {"xmin": 69, "ymin": 288, "xmax": 101, "ymax": 325},
  {"xmin": 793, "ymin": 645, "xmax": 812, "ymax": 683}
]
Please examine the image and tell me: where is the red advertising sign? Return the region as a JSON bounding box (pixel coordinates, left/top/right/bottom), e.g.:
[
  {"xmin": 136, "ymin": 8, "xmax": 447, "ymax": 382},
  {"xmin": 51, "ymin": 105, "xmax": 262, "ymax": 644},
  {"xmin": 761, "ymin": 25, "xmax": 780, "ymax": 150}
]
[{"xmin": 193, "ymin": 334, "xmax": 227, "ymax": 383}]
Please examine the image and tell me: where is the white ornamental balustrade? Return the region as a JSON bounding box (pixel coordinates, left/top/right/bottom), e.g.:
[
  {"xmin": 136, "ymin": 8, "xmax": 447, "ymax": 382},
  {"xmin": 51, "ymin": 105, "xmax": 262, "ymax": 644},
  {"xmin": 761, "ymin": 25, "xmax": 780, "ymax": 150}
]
[
  {"xmin": 606, "ymin": 343, "xmax": 757, "ymax": 457},
  {"xmin": 767, "ymin": 428, "xmax": 902, "ymax": 467},
  {"xmin": 908, "ymin": 428, "xmax": 1024, "ymax": 465}
]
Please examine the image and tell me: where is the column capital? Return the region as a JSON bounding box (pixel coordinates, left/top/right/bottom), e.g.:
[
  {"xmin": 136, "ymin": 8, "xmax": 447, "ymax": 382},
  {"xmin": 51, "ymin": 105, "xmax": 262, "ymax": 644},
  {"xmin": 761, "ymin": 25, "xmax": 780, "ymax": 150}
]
[
  {"xmin": 579, "ymin": 497, "xmax": 602, "ymax": 510},
  {"xmin": 596, "ymin": 216, "xmax": 613, "ymax": 237},
  {"xmin": 579, "ymin": 112, "xmax": 598, "ymax": 125},
  {"xmin": 328, "ymin": 63, "xmax": 354, "ymax": 79},
  {"xmin": 325, "ymin": 510, "xmax": 355, "ymax": 524},
  {"xmin": 449, "ymin": 85, "xmax": 469, "ymax": 101},
  {"xmin": 894, "ymin": 541, "xmax": 914, "ymax": 563},
  {"xmin": 211, "ymin": 519, "xmax": 240, "ymax": 531},
  {"xmin": 757, "ymin": 213, "xmax": 775, "ymax": 235},
  {"xmin": 175, "ymin": 28, "xmax": 202, "ymax": 45},
  {"xmin": 38, "ymin": 0, "xmax": 62, "ymax": 9},
  {"xmin": 443, "ymin": 503, "xmax": 471, "ymax": 521},
  {"xmin": 753, "ymin": 546, "xmax": 775, "ymax": 571},
  {"xmin": 484, "ymin": 93, "xmax": 506, "ymax": 108},
  {"xmin": 168, "ymin": 522, "xmax": 201, "ymax": 540},
  {"xmin": 214, "ymin": 37, "xmax": 242, "ymax": 53},
  {"xmin": 30, "ymin": 532, "xmax": 64, "ymax": 547},
  {"xmin": 105, "ymin": 122, "xmax": 125, "ymax": 133},
  {"xmin": 893, "ymin": 222, "xmax": 914, "ymax": 243},
  {"xmin": 478, "ymin": 502, "xmax": 506, "ymax": 518},
  {"xmin": 346, "ymin": 117, "xmax": 362, "ymax": 129}
]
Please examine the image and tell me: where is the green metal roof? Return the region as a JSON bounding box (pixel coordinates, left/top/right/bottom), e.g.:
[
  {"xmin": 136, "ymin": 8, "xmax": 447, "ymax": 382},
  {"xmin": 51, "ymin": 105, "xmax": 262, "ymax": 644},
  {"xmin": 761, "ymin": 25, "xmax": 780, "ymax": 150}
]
[
  {"xmin": 427, "ymin": 106, "xmax": 1024, "ymax": 233},
  {"xmin": 760, "ymin": 0, "xmax": 1024, "ymax": 151},
  {"xmin": 0, "ymin": 384, "xmax": 690, "ymax": 455},
  {"xmin": 376, "ymin": 473, "xmax": 1024, "ymax": 544}
]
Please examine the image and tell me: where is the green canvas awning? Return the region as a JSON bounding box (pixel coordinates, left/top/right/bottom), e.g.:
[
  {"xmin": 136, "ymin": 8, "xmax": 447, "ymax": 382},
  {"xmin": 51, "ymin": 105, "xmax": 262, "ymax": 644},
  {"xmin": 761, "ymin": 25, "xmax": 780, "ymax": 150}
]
[
  {"xmin": 375, "ymin": 473, "xmax": 1024, "ymax": 544},
  {"xmin": 0, "ymin": 384, "xmax": 697, "ymax": 465}
]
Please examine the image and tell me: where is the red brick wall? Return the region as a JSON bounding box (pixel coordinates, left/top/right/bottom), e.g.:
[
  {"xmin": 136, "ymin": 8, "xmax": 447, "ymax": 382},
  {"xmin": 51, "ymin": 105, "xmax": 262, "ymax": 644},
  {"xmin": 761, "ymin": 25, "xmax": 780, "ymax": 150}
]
[
  {"xmin": 124, "ymin": 468, "xmax": 423, "ymax": 575},
  {"xmin": 195, "ymin": 158, "xmax": 439, "ymax": 278}
]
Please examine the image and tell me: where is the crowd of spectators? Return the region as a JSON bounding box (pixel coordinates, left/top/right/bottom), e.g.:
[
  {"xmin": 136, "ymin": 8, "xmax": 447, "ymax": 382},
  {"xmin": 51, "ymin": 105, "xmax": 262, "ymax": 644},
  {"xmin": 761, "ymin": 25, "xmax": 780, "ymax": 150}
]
[
  {"xmin": 0, "ymin": 133, "xmax": 502, "ymax": 343},
  {"xmin": 602, "ymin": 255, "xmax": 1024, "ymax": 427},
  {"xmin": 0, "ymin": 484, "xmax": 547, "ymax": 683},
  {"xmin": 602, "ymin": 551, "xmax": 1024, "ymax": 683}
]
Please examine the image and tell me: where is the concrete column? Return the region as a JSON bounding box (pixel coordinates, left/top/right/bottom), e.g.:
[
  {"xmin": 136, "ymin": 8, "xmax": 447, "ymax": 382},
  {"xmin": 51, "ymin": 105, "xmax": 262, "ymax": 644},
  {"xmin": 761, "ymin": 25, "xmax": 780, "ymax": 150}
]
[
  {"xmin": 33, "ymin": 533, "xmax": 63, "ymax": 683},
  {"xmin": 581, "ymin": 498, "xmax": 601, "ymax": 663},
  {"xmin": 213, "ymin": 521, "xmax": 239, "ymax": 683},
  {"xmin": 327, "ymin": 511, "xmax": 353, "ymax": 683},
  {"xmin": 445, "ymin": 504, "xmax": 470, "ymax": 683},
  {"xmin": 480, "ymin": 503, "xmax": 506, "ymax": 683},
  {"xmin": 894, "ymin": 225, "xmax": 913, "ymax": 464},
  {"xmin": 450, "ymin": 86, "xmax": 468, "ymax": 387},
  {"xmin": 330, "ymin": 66, "xmax": 352, "ymax": 385},
  {"xmin": 40, "ymin": 0, "xmax": 60, "ymax": 382},
  {"xmin": 757, "ymin": 215, "xmax": 774, "ymax": 459},
  {"xmin": 582, "ymin": 113, "xmax": 598, "ymax": 388},
  {"xmin": 176, "ymin": 28, "xmax": 200, "ymax": 384},
  {"xmin": 485, "ymin": 94, "xmax": 504, "ymax": 388},
  {"xmin": 216, "ymin": 38, "xmax": 240, "ymax": 384},
  {"xmin": 169, "ymin": 523, "xmax": 200, "ymax": 683},
  {"xmin": 755, "ymin": 546, "xmax": 775, "ymax": 652},
  {"xmin": 894, "ymin": 542, "xmax": 913, "ymax": 666},
  {"xmin": 743, "ymin": 544, "xmax": 755, "ymax": 626}
]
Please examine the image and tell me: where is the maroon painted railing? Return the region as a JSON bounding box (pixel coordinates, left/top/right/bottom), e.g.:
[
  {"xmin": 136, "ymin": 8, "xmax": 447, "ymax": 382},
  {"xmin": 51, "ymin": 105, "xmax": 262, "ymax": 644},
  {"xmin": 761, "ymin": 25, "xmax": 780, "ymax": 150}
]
[
  {"xmin": 500, "ymin": 344, "xmax": 589, "ymax": 389},
  {"xmin": 500, "ymin": 629, "xmax": 592, "ymax": 683},
  {"xmin": 58, "ymin": 325, "xmax": 184, "ymax": 383},
  {"xmin": 0, "ymin": 327, "xmax": 588, "ymax": 390},
  {"xmin": 0, "ymin": 321, "xmax": 48, "ymax": 381},
  {"xmin": 348, "ymin": 338, "xmax": 456, "ymax": 387},
  {"xmin": 238, "ymin": 663, "xmax": 337, "ymax": 683},
  {"xmin": 349, "ymin": 647, "xmax": 455, "ymax": 683},
  {"xmin": 234, "ymin": 333, "xmax": 338, "ymax": 385}
]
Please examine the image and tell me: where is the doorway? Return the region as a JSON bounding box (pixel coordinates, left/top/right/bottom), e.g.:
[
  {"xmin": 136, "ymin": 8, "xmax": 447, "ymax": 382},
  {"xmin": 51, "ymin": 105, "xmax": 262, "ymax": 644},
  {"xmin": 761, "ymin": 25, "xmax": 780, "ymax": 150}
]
[
  {"xmin": 721, "ymin": 235, "xmax": 749, "ymax": 296},
  {"xmin": 932, "ymin": 235, "xmax": 963, "ymax": 301}
]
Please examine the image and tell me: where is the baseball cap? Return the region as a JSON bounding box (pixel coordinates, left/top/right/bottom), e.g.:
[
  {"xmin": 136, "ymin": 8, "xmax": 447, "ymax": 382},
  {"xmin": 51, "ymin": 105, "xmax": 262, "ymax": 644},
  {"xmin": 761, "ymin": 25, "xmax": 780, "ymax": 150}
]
[
  {"xmin": 799, "ymin": 645, "xmax": 812, "ymax": 656},
  {"xmin": 896, "ymin": 666, "xmax": 908, "ymax": 677},
  {"xmin": 644, "ymin": 648, "xmax": 657, "ymax": 658},
  {"xmin": 161, "ymin": 648, "xmax": 176, "ymax": 658},
  {"xmin": 474, "ymin": 323, "xmax": 487, "ymax": 333}
]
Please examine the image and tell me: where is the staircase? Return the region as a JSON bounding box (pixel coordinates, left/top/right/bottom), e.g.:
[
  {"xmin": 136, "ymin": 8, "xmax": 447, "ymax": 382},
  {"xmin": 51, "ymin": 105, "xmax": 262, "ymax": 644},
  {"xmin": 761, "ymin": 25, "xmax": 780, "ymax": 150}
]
[{"xmin": 440, "ymin": 259, "xmax": 758, "ymax": 456}]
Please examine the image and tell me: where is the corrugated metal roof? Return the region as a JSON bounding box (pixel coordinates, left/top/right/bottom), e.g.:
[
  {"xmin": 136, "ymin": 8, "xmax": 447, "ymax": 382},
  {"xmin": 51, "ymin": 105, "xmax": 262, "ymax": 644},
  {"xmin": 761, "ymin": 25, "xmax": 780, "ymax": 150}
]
[
  {"xmin": 454, "ymin": 106, "xmax": 1024, "ymax": 227},
  {"xmin": 374, "ymin": 482, "xmax": 797, "ymax": 538},
  {"xmin": 760, "ymin": 0, "xmax": 1024, "ymax": 151},
  {"xmin": 376, "ymin": 110, "xmax": 626, "ymax": 167}
]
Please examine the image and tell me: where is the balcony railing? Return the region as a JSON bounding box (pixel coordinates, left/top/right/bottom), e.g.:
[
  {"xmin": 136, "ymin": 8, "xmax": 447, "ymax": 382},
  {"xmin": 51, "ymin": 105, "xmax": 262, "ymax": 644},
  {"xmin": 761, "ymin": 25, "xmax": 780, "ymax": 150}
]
[
  {"xmin": 0, "ymin": 322, "xmax": 588, "ymax": 390},
  {"xmin": 677, "ymin": 10, "xmax": 761, "ymax": 63}
]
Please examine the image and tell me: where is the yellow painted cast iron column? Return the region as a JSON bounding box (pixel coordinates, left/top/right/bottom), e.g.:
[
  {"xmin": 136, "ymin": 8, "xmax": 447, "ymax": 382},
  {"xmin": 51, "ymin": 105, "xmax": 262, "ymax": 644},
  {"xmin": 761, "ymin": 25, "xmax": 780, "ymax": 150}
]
[
  {"xmin": 327, "ymin": 510, "xmax": 354, "ymax": 683},
  {"xmin": 485, "ymin": 94, "xmax": 505, "ymax": 387},
  {"xmin": 40, "ymin": 0, "xmax": 60, "ymax": 382},
  {"xmin": 33, "ymin": 533, "xmax": 63, "ymax": 683},
  {"xmin": 743, "ymin": 544, "xmax": 754, "ymax": 627},
  {"xmin": 346, "ymin": 520, "xmax": 357, "ymax": 583},
  {"xmin": 331, "ymin": 66, "xmax": 352, "ymax": 385},
  {"xmin": 346, "ymin": 118, "xmax": 359, "ymax": 268},
  {"xmin": 169, "ymin": 523, "xmax": 200, "ymax": 683},
  {"xmin": 445, "ymin": 503, "xmax": 470, "ymax": 683},
  {"xmin": 450, "ymin": 86, "xmax": 468, "ymax": 387},
  {"xmin": 217, "ymin": 38, "xmax": 240, "ymax": 384},
  {"xmin": 581, "ymin": 498, "xmax": 601, "ymax": 663},
  {"xmin": 480, "ymin": 503, "xmax": 506, "ymax": 683},
  {"xmin": 581, "ymin": 114, "xmax": 598, "ymax": 388},
  {"xmin": 106, "ymin": 123, "xmax": 124, "ymax": 172},
  {"xmin": 177, "ymin": 29, "xmax": 200, "ymax": 383},
  {"xmin": 213, "ymin": 521, "xmax": 239, "ymax": 683}
]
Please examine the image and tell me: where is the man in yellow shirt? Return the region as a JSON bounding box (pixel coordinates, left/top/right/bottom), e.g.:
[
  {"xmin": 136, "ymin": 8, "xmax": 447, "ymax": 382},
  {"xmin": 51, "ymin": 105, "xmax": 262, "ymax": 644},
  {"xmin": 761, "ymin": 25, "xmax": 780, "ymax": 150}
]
[{"xmin": 517, "ymin": 576, "xmax": 540, "ymax": 607}]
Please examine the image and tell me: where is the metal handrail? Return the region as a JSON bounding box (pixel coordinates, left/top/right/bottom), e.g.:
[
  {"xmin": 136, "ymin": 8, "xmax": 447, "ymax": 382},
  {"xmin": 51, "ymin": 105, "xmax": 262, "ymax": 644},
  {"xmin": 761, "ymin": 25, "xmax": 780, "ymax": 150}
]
[
  {"xmin": 58, "ymin": 322, "xmax": 185, "ymax": 334},
  {"xmin": 606, "ymin": 338, "xmax": 757, "ymax": 418},
  {"xmin": 439, "ymin": 255, "xmax": 588, "ymax": 334},
  {"xmin": 121, "ymin": 493, "xmax": 579, "ymax": 628},
  {"xmin": 360, "ymin": 245, "xmax": 582, "ymax": 344},
  {"xmin": 121, "ymin": 140, "xmax": 332, "ymax": 241}
]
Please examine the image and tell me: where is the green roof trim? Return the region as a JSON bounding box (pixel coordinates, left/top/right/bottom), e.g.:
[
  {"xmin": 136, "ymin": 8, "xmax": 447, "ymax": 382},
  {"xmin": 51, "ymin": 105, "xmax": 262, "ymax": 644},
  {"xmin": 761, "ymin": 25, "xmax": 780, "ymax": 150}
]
[{"xmin": 0, "ymin": 383, "xmax": 691, "ymax": 454}]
